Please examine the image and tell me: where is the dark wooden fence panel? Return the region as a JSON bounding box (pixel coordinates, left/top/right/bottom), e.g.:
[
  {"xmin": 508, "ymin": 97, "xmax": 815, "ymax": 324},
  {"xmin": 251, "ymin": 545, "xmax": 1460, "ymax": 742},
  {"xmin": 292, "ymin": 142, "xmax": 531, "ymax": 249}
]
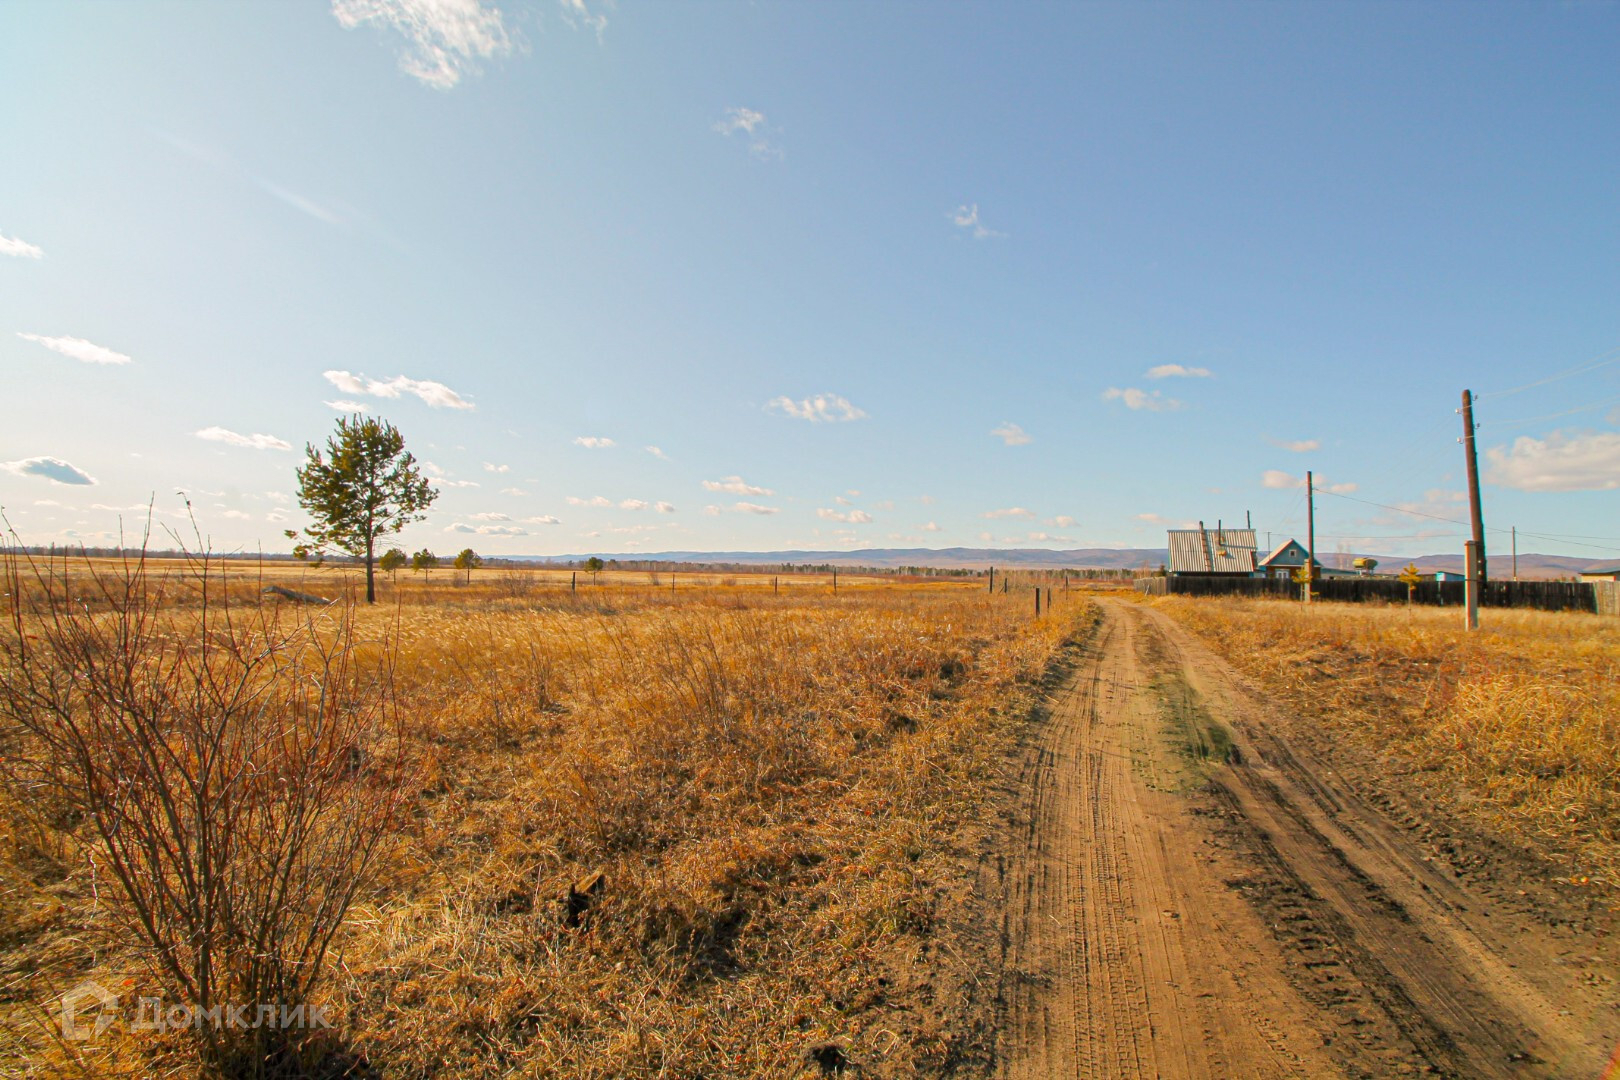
[{"xmin": 1134, "ymin": 575, "xmax": 1597, "ymax": 613}]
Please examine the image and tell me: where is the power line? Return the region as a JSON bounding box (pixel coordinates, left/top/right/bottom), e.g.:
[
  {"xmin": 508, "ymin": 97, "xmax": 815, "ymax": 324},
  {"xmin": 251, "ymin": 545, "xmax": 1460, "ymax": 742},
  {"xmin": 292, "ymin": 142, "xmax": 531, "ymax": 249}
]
[
  {"xmin": 1482, "ymin": 393, "xmax": 1620, "ymax": 429},
  {"xmin": 1316, "ymin": 489, "xmax": 1620, "ymax": 556},
  {"xmin": 1477, "ymin": 345, "xmax": 1620, "ymax": 400}
]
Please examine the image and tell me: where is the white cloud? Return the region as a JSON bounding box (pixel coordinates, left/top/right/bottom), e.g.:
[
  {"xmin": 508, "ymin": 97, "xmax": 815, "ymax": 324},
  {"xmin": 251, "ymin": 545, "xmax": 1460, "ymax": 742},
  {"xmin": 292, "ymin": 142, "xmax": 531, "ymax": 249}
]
[
  {"xmin": 483, "ymin": 462, "xmax": 509, "ymax": 473},
  {"xmin": 331, "ymin": 0, "xmax": 513, "ymax": 90},
  {"xmin": 470, "ymin": 511, "xmax": 511, "ymax": 521},
  {"xmin": 265, "ymin": 491, "xmax": 290, "ymax": 503},
  {"xmin": 1145, "ymin": 364, "xmax": 1213, "ymax": 379},
  {"xmin": 523, "ymin": 515, "xmax": 562, "ymax": 525},
  {"xmin": 566, "ymin": 495, "xmax": 613, "ymax": 507},
  {"xmin": 620, "ymin": 499, "xmax": 649, "ymax": 510},
  {"xmin": 441, "ymin": 479, "xmax": 480, "ymax": 488},
  {"xmin": 1047, "ymin": 515, "xmax": 1077, "ymax": 527},
  {"xmin": 991, "ymin": 422, "xmax": 1032, "ymax": 446},
  {"xmin": 322, "ymin": 370, "xmax": 473, "ymax": 409},
  {"xmin": 645, "ymin": 445, "xmax": 669, "ymax": 460},
  {"xmin": 221, "ymin": 510, "xmax": 252, "ymax": 521},
  {"xmin": 0, "ymin": 231, "xmax": 43, "ymax": 258},
  {"xmin": 500, "ymin": 486, "xmax": 526, "ymax": 496},
  {"xmin": 446, "ymin": 522, "xmax": 527, "ymax": 536},
  {"xmin": 703, "ymin": 475, "xmax": 772, "ymax": 496},
  {"xmin": 197, "ymin": 426, "xmax": 292, "ymax": 451},
  {"xmin": 1103, "ymin": 387, "xmax": 1181, "ymax": 412},
  {"xmin": 950, "ymin": 203, "xmax": 1005, "ymax": 240},
  {"xmin": 1135, "ymin": 513, "xmax": 1175, "ymax": 526},
  {"xmin": 817, "ymin": 508, "xmax": 873, "ymax": 523},
  {"xmin": 766, "ymin": 393, "xmax": 867, "ymax": 423},
  {"xmin": 17, "ymin": 332, "xmax": 132, "ymax": 366},
  {"xmin": 325, "ymin": 399, "xmax": 370, "ymax": 412},
  {"xmin": 557, "ymin": 0, "xmax": 608, "ymax": 38},
  {"xmin": 573, "ymin": 436, "xmax": 615, "ymax": 448},
  {"xmin": 714, "ymin": 106, "xmax": 782, "ymax": 160},
  {"xmin": 981, "ymin": 507, "xmax": 1036, "ymax": 520},
  {"xmin": 703, "ymin": 504, "xmax": 722, "ymax": 516},
  {"xmin": 733, "ymin": 502, "xmax": 779, "ymax": 515},
  {"xmin": 1273, "ymin": 438, "xmax": 1320, "ymax": 453},
  {"xmin": 655, "ymin": 501, "xmax": 676, "ymax": 513},
  {"xmin": 1485, "ymin": 430, "xmax": 1620, "ymax": 492},
  {"xmin": 1026, "ymin": 532, "xmax": 1074, "ymax": 543},
  {"xmin": 1262, "ymin": 469, "xmax": 1357, "ymax": 494},
  {"xmin": 1, "ymin": 457, "xmax": 96, "ymax": 486},
  {"xmin": 920, "ymin": 521, "xmax": 942, "ymax": 532}
]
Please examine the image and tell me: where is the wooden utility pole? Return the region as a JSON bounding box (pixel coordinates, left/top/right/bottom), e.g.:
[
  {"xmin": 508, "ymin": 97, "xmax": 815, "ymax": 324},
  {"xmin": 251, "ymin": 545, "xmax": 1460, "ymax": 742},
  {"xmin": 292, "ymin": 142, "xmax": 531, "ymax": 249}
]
[
  {"xmin": 988, "ymin": 566, "xmax": 995, "ymax": 593},
  {"xmin": 1512, "ymin": 526, "xmax": 1518, "ymax": 582},
  {"xmin": 1461, "ymin": 389, "xmax": 1487, "ymax": 587},
  {"xmin": 1305, "ymin": 470, "xmax": 1316, "ymax": 604}
]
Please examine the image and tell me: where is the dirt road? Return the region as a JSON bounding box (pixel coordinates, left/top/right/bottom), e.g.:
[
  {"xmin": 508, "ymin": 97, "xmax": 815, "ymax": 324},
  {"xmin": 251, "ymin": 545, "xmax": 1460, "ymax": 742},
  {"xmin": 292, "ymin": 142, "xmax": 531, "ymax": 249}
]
[{"xmin": 990, "ymin": 597, "xmax": 1618, "ymax": 1079}]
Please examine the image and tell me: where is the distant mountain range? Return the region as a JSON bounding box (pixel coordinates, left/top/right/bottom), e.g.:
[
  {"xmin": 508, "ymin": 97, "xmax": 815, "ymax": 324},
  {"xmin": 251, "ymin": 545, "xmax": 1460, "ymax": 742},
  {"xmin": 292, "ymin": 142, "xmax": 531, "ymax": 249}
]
[{"xmin": 512, "ymin": 547, "xmax": 1609, "ymax": 578}]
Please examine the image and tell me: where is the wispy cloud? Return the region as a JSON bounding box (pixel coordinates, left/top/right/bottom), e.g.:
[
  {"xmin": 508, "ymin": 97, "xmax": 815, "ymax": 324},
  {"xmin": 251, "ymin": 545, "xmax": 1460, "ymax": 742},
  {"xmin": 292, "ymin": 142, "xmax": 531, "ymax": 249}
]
[
  {"xmin": 920, "ymin": 521, "xmax": 942, "ymax": 532},
  {"xmin": 1145, "ymin": 364, "xmax": 1212, "ymax": 379},
  {"xmin": 1, "ymin": 457, "xmax": 96, "ymax": 486},
  {"xmin": 817, "ymin": 508, "xmax": 873, "ymax": 523},
  {"xmin": 1262, "ymin": 469, "xmax": 1357, "ymax": 495},
  {"xmin": 655, "ymin": 501, "xmax": 676, "ymax": 513},
  {"xmin": 714, "ymin": 106, "xmax": 783, "ymax": 160},
  {"xmin": 981, "ymin": 507, "xmax": 1036, "ymax": 520},
  {"xmin": 325, "ymin": 399, "xmax": 370, "ymax": 412},
  {"xmin": 949, "ymin": 203, "xmax": 1005, "ymax": 240},
  {"xmin": 573, "ymin": 435, "xmax": 615, "ymax": 448},
  {"xmin": 446, "ymin": 522, "xmax": 527, "ymax": 536},
  {"xmin": 645, "ymin": 445, "xmax": 669, "ymax": 460},
  {"xmin": 197, "ymin": 426, "xmax": 292, "ymax": 451},
  {"xmin": 766, "ymin": 393, "xmax": 867, "ymax": 423},
  {"xmin": 1103, "ymin": 387, "xmax": 1181, "ymax": 412},
  {"xmin": 557, "ymin": 0, "xmax": 608, "ymax": 38},
  {"xmin": 1026, "ymin": 532, "xmax": 1074, "ymax": 544},
  {"xmin": 1485, "ymin": 431, "xmax": 1620, "ymax": 492},
  {"xmin": 1047, "ymin": 515, "xmax": 1077, "ymax": 527},
  {"xmin": 567, "ymin": 495, "xmax": 613, "ymax": 507},
  {"xmin": 483, "ymin": 462, "xmax": 509, "ymax": 472},
  {"xmin": 620, "ymin": 499, "xmax": 649, "ymax": 510},
  {"xmin": 524, "ymin": 515, "xmax": 562, "ymax": 525},
  {"xmin": 18, "ymin": 332, "xmax": 132, "ymax": 366},
  {"xmin": 331, "ymin": 0, "xmax": 513, "ymax": 90},
  {"xmin": 733, "ymin": 502, "xmax": 779, "ymax": 515},
  {"xmin": 323, "ymin": 370, "xmax": 474, "ymax": 409},
  {"xmin": 499, "ymin": 486, "xmax": 526, "ymax": 496},
  {"xmin": 0, "ymin": 231, "xmax": 43, "ymax": 258},
  {"xmin": 703, "ymin": 475, "xmax": 772, "ymax": 496},
  {"xmin": 1271, "ymin": 438, "xmax": 1320, "ymax": 453},
  {"xmin": 991, "ymin": 422, "xmax": 1031, "ymax": 446},
  {"xmin": 470, "ymin": 511, "xmax": 510, "ymax": 521}
]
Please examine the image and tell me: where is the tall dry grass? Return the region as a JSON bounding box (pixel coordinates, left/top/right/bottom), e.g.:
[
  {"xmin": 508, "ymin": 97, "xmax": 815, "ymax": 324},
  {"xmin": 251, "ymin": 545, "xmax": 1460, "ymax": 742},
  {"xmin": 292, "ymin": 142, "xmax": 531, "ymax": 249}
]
[
  {"xmin": 1155, "ymin": 596, "xmax": 1620, "ymax": 893},
  {"xmin": 1, "ymin": 563, "xmax": 1083, "ymax": 1078}
]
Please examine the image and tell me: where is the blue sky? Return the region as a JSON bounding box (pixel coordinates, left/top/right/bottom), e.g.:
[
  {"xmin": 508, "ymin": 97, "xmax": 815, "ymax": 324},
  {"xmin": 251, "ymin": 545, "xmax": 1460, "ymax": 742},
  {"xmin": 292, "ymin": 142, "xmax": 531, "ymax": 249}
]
[{"xmin": 3, "ymin": 0, "xmax": 1618, "ymax": 560}]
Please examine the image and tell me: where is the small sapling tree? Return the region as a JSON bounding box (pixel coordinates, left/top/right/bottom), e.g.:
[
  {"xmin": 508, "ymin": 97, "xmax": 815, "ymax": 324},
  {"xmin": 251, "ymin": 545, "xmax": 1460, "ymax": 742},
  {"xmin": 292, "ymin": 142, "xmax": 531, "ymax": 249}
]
[
  {"xmin": 454, "ymin": 547, "xmax": 482, "ymax": 585},
  {"xmin": 412, "ymin": 548, "xmax": 439, "ymax": 583},
  {"xmin": 584, "ymin": 555, "xmax": 605, "ymax": 585},
  {"xmin": 380, "ymin": 546, "xmax": 408, "ymax": 584},
  {"xmin": 292, "ymin": 416, "xmax": 437, "ymax": 603}
]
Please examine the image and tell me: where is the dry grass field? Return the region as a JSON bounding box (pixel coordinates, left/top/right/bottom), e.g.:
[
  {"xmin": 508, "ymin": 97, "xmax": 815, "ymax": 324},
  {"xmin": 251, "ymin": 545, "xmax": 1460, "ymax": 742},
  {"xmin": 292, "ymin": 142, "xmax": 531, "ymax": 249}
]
[
  {"xmin": 1151, "ymin": 595, "xmax": 1620, "ymax": 898},
  {"xmin": 0, "ymin": 554, "xmax": 1085, "ymax": 1078}
]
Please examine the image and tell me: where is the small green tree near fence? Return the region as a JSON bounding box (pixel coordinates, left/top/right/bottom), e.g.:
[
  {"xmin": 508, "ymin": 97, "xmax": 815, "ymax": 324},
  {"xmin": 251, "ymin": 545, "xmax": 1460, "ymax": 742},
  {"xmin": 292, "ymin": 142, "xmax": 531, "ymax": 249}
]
[
  {"xmin": 380, "ymin": 546, "xmax": 407, "ymax": 584},
  {"xmin": 584, "ymin": 556, "xmax": 605, "ymax": 584},
  {"xmin": 454, "ymin": 547, "xmax": 482, "ymax": 585},
  {"xmin": 412, "ymin": 548, "xmax": 439, "ymax": 582}
]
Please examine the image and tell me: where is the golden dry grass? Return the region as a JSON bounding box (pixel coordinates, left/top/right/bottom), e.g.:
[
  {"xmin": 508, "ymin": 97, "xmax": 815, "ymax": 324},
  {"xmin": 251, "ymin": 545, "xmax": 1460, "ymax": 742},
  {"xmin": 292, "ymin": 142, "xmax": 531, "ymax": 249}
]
[
  {"xmin": 0, "ymin": 559, "xmax": 1087, "ymax": 1078},
  {"xmin": 1153, "ymin": 596, "xmax": 1620, "ymax": 894}
]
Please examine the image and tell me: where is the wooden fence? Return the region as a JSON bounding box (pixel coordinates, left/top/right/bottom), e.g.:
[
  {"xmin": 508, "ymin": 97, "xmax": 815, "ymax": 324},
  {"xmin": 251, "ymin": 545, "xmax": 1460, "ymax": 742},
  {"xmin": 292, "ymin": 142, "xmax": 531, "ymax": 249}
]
[{"xmin": 1135, "ymin": 575, "xmax": 1600, "ymax": 613}]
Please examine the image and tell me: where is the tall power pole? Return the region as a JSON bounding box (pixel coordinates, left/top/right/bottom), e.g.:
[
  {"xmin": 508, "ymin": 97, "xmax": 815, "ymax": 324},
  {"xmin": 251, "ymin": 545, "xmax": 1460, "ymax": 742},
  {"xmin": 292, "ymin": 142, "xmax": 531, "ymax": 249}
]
[
  {"xmin": 1305, "ymin": 470, "xmax": 1316, "ymax": 604},
  {"xmin": 1461, "ymin": 389, "xmax": 1487, "ymax": 587}
]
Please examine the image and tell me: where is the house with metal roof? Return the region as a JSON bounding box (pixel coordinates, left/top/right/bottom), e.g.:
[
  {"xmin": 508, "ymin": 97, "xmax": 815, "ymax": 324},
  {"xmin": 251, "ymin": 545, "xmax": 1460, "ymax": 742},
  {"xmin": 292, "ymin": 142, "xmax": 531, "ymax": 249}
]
[
  {"xmin": 1258, "ymin": 538, "xmax": 1318, "ymax": 579},
  {"xmin": 1166, "ymin": 523, "xmax": 1259, "ymax": 576},
  {"xmin": 1579, "ymin": 563, "xmax": 1620, "ymax": 582}
]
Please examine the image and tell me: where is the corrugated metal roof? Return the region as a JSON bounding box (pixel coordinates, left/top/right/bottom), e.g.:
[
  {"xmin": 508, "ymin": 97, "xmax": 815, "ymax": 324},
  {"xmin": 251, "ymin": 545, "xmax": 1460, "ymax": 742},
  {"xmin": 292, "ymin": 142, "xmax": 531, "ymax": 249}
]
[
  {"xmin": 1259, "ymin": 539, "xmax": 1312, "ymax": 567},
  {"xmin": 1167, "ymin": 527, "xmax": 1258, "ymax": 574}
]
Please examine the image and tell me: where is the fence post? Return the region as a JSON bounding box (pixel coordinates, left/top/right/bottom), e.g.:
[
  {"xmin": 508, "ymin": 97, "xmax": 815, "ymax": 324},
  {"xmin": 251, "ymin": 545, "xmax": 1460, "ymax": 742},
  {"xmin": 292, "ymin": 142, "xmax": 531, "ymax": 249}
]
[
  {"xmin": 571, "ymin": 571, "xmax": 576, "ymax": 593},
  {"xmin": 1035, "ymin": 587, "xmax": 1041, "ymax": 617}
]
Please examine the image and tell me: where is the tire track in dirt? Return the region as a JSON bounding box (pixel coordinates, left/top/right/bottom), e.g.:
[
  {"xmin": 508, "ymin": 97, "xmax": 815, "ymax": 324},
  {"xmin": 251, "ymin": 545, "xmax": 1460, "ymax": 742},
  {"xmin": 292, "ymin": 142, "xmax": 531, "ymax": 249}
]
[{"xmin": 991, "ymin": 597, "xmax": 1618, "ymax": 1079}]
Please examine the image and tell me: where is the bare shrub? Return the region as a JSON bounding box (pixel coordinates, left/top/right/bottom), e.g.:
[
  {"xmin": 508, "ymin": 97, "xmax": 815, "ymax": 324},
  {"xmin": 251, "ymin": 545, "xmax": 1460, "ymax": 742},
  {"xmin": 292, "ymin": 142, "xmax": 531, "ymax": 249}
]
[{"xmin": 0, "ymin": 548, "xmax": 407, "ymax": 1076}]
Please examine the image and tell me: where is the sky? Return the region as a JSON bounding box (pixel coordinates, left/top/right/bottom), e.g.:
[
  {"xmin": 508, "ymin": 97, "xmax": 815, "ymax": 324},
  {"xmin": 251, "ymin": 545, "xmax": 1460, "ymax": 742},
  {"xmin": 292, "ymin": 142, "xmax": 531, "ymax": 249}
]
[{"xmin": 2, "ymin": 0, "xmax": 1618, "ymax": 562}]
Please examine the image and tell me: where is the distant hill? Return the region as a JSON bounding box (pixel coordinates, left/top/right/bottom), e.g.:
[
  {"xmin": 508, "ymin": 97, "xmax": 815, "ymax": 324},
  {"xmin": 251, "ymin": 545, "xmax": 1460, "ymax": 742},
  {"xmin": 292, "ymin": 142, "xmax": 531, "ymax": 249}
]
[{"xmin": 511, "ymin": 546, "xmax": 1611, "ymax": 578}]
